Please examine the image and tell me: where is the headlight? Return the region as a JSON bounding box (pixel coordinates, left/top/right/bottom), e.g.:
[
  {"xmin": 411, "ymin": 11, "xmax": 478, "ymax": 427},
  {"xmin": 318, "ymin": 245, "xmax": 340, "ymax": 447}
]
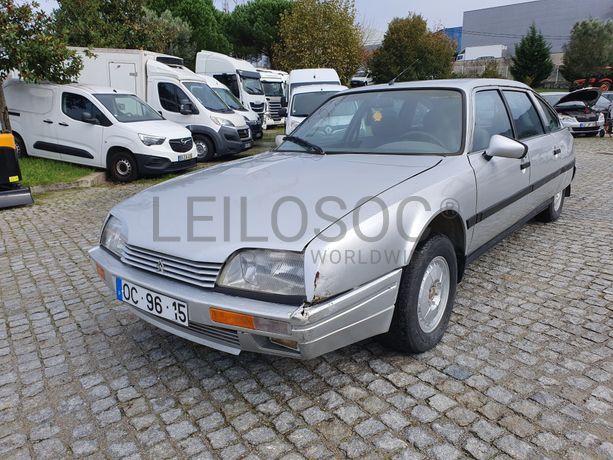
[
  {"xmin": 211, "ymin": 116, "xmax": 235, "ymax": 127},
  {"xmin": 217, "ymin": 249, "xmax": 305, "ymax": 297},
  {"xmin": 100, "ymin": 216, "xmax": 126, "ymax": 258},
  {"xmin": 139, "ymin": 134, "xmax": 165, "ymax": 146},
  {"xmin": 559, "ymin": 115, "xmax": 574, "ymax": 121}
]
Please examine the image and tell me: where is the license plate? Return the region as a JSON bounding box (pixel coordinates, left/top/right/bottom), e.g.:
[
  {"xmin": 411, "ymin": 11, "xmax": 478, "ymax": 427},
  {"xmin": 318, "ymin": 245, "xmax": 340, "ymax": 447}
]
[
  {"xmin": 116, "ymin": 278, "xmax": 188, "ymax": 326},
  {"xmin": 178, "ymin": 153, "xmax": 193, "ymax": 161},
  {"xmin": 244, "ymin": 142, "xmax": 252, "ymax": 149}
]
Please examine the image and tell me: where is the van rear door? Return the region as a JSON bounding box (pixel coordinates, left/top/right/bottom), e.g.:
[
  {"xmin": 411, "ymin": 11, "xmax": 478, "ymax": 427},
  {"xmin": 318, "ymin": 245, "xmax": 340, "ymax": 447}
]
[{"xmin": 109, "ymin": 62, "xmax": 138, "ymax": 93}]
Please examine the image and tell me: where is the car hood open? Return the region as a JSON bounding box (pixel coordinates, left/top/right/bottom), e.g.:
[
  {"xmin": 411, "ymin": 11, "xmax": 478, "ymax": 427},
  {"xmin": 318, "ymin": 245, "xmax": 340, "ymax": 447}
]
[
  {"xmin": 556, "ymin": 88, "xmax": 601, "ymax": 107},
  {"xmin": 111, "ymin": 151, "xmax": 441, "ymax": 262}
]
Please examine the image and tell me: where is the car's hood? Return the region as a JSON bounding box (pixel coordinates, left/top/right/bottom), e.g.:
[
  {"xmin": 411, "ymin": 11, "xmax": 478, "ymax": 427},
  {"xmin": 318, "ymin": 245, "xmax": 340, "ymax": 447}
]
[
  {"xmin": 556, "ymin": 88, "xmax": 601, "ymax": 107},
  {"xmin": 211, "ymin": 110, "xmax": 249, "ymax": 129},
  {"xmin": 111, "ymin": 152, "xmax": 441, "ymax": 262},
  {"xmin": 119, "ymin": 119, "xmax": 192, "ymax": 138}
]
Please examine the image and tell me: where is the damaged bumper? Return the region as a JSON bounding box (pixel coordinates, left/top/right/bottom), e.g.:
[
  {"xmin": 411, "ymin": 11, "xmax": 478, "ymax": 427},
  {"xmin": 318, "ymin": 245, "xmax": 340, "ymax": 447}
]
[{"xmin": 89, "ymin": 246, "xmax": 401, "ymax": 359}]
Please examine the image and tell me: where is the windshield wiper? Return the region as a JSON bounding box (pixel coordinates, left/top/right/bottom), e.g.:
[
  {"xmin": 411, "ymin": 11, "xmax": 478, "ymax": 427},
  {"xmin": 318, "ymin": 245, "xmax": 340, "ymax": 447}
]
[{"xmin": 283, "ymin": 136, "xmax": 326, "ymax": 155}]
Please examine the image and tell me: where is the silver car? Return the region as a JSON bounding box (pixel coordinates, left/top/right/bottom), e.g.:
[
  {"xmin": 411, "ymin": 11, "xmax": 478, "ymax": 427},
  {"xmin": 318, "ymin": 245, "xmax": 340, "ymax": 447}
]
[{"xmin": 90, "ymin": 79, "xmax": 575, "ymax": 359}]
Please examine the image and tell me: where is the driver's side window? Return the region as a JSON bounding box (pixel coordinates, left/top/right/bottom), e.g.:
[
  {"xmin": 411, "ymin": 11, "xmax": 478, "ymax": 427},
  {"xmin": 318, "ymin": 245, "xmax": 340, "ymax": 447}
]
[
  {"xmin": 158, "ymin": 83, "xmax": 189, "ymax": 113},
  {"xmin": 473, "ymin": 90, "xmax": 513, "ymax": 152}
]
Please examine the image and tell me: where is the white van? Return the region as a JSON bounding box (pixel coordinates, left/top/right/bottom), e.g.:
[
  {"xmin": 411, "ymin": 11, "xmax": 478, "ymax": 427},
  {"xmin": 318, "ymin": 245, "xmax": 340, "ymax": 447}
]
[
  {"xmin": 4, "ymin": 80, "xmax": 196, "ymax": 182},
  {"xmin": 287, "ymin": 68, "xmax": 342, "ymax": 99},
  {"xmin": 257, "ymin": 68, "xmax": 288, "ymax": 127},
  {"xmin": 282, "ymin": 83, "xmax": 347, "ymax": 134},
  {"xmin": 203, "ymin": 75, "xmax": 263, "ymax": 139},
  {"xmin": 195, "ymin": 51, "xmax": 267, "ymax": 124},
  {"xmin": 73, "ymin": 48, "xmax": 252, "ymax": 161}
]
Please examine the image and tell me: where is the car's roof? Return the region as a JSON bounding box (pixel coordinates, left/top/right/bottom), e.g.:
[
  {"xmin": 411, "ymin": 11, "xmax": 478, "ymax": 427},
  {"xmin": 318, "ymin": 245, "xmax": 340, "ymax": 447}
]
[
  {"xmin": 5, "ymin": 80, "xmax": 134, "ymax": 95},
  {"xmin": 343, "ymin": 78, "xmax": 532, "ymax": 94}
]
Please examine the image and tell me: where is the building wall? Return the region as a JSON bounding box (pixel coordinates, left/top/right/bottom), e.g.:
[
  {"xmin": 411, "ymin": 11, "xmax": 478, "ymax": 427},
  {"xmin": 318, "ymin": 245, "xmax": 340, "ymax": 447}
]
[{"xmin": 462, "ymin": 0, "xmax": 613, "ymax": 53}]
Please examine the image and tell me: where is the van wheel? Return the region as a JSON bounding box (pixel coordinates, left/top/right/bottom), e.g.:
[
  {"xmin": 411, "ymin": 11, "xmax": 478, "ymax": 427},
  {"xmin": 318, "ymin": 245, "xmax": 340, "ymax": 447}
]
[
  {"xmin": 380, "ymin": 234, "xmax": 457, "ymax": 353},
  {"xmin": 537, "ymin": 189, "xmax": 564, "ymax": 223},
  {"xmin": 194, "ymin": 135, "xmax": 215, "ymax": 162},
  {"xmin": 14, "ymin": 134, "xmax": 27, "ymax": 158},
  {"xmin": 108, "ymin": 150, "xmax": 138, "ymax": 182}
]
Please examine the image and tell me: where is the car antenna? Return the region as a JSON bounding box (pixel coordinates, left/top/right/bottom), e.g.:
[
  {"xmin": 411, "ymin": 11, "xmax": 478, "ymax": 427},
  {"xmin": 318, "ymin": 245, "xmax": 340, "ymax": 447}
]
[{"xmin": 389, "ymin": 59, "xmax": 420, "ymax": 85}]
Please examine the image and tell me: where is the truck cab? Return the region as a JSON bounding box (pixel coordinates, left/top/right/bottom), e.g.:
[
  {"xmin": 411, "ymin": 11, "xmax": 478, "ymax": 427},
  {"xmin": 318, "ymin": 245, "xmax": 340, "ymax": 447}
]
[
  {"xmin": 257, "ymin": 68, "xmax": 288, "ymax": 127},
  {"xmin": 195, "ymin": 51, "xmax": 268, "ymax": 127}
]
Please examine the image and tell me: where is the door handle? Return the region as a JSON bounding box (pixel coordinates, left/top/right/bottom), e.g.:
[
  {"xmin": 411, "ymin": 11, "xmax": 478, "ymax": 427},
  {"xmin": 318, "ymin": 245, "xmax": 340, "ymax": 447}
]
[
  {"xmin": 553, "ymin": 148, "xmax": 561, "ymax": 155},
  {"xmin": 59, "ymin": 122, "xmax": 69, "ymax": 127},
  {"xmin": 520, "ymin": 161, "xmax": 531, "ymax": 170},
  {"xmin": 43, "ymin": 119, "xmax": 53, "ymax": 124}
]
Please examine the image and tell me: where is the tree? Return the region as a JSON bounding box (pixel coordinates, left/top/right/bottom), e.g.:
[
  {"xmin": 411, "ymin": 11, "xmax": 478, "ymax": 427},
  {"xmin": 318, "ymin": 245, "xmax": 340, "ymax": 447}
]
[
  {"xmin": 561, "ymin": 19, "xmax": 613, "ymax": 83},
  {"xmin": 225, "ymin": 0, "xmax": 292, "ymax": 66},
  {"xmin": 510, "ymin": 24, "xmax": 553, "ymax": 87},
  {"xmin": 148, "ymin": 0, "xmax": 232, "ymax": 56},
  {"xmin": 369, "ymin": 14, "xmax": 455, "ymax": 84},
  {"xmin": 272, "ymin": 0, "xmax": 362, "ymax": 84},
  {"xmin": 481, "ymin": 60, "xmax": 502, "ymax": 79},
  {"xmin": 0, "ymin": 0, "xmax": 82, "ymax": 132}
]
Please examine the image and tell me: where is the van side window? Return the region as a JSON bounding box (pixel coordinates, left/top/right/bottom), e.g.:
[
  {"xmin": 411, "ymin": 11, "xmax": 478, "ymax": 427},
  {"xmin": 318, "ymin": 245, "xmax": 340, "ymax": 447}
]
[
  {"xmin": 472, "ymin": 90, "xmax": 513, "ymax": 151},
  {"xmin": 214, "ymin": 74, "xmax": 240, "ymax": 98},
  {"xmin": 62, "ymin": 92, "xmax": 109, "ymax": 125},
  {"xmin": 502, "ymin": 91, "xmax": 545, "ymax": 139},
  {"xmin": 158, "ymin": 83, "xmax": 189, "ymax": 112},
  {"xmin": 535, "ymin": 96, "xmax": 562, "ymax": 132}
]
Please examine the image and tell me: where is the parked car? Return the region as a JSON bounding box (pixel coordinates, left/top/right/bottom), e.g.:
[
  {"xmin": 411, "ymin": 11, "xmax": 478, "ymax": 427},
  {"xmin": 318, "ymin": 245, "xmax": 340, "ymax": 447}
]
[
  {"xmin": 73, "ymin": 48, "xmax": 252, "ymax": 162},
  {"xmin": 540, "ymin": 89, "xmax": 606, "ymax": 137},
  {"xmin": 350, "ymin": 70, "xmax": 373, "ymax": 88},
  {"xmin": 4, "ymin": 81, "xmax": 197, "ymax": 182},
  {"xmin": 90, "ymin": 79, "xmax": 575, "ymax": 359}
]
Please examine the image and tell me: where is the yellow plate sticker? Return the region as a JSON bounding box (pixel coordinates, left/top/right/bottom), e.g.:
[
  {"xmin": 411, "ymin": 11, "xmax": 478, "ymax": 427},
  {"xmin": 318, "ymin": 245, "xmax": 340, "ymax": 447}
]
[{"xmin": 9, "ymin": 175, "xmax": 19, "ymax": 183}]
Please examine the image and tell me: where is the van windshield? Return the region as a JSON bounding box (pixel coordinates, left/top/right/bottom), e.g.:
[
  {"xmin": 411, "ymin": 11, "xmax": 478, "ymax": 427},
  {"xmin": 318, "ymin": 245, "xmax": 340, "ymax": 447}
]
[
  {"xmin": 262, "ymin": 81, "xmax": 284, "ymax": 97},
  {"xmin": 183, "ymin": 82, "xmax": 232, "ymax": 113},
  {"xmin": 241, "ymin": 76, "xmax": 264, "ymax": 95},
  {"xmin": 94, "ymin": 94, "xmax": 162, "ymax": 123},
  {"xmin": 213, "ymin": 87, "xmax": 245, "ymax": 111},
  {"xmin": 291, "ymin": 91, "xmax": 339, "ymax": 118}
]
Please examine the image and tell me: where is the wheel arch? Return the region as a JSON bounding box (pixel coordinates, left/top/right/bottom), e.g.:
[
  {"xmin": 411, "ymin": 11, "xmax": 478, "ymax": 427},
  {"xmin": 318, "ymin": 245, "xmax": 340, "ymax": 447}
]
[
  {"xmin": 106, "ymin": 145, "xmax": 134, "ymax": 169},
  {"xmin": 186, "ymin": 125, "xmax": 221, "ymax": 152}
]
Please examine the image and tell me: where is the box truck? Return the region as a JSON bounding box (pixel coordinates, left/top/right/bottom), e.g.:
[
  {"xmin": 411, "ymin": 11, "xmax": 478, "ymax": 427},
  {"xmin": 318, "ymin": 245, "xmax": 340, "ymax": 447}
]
[
  {"xmin": 73, "ymin": 48, "xmax": 252, "ymax": 161},
  {"xmin": 257, "ymin": 68, "xmax": 288, "ymax": 127},
  {"xmin": 456, "ymin": 45, "xmax": 507, "ymax": 61},
  {"xmin": 195, "ymin": 51, "xmax": 268, "ymax": 125}
]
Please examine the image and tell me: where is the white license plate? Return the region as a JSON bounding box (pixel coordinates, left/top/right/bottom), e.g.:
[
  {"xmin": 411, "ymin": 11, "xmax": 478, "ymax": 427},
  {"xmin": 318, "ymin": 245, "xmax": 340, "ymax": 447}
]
[
  {"xmin": 178, "ymin": 153, "xmax": 193, "ymax": 161},
  {"xmin": 116, "ymin": 278, "xmax": 188, "ymax": 326},
  {"xmin": 580, "ymin": 122, "xmax": 596, "ymax": 128},
  {"xmin": 244, "ymin": 142, "xmax": 252, "ymax": 149}
]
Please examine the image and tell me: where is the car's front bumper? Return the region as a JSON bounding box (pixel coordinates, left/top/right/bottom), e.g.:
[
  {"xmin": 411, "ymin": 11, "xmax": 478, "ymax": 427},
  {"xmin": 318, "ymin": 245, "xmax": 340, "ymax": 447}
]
[
  {"xmin": 89, "ymin": 246, "xmax": 401, "ymax": 359},
  {"xmin": 134, "ymin": 154, "xmax": 197, "ymax": 175},
  {"xmin": 561, "ymin": 119, "xmax": 604, "ymax": 134}
]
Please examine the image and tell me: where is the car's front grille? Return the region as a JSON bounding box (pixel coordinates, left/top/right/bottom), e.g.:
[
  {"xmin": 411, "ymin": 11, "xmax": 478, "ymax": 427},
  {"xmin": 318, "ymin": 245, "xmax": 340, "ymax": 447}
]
[
  {"xmin": 238, "ymin": 128, "xmax": 250, "ymax": 139},
  {"xmin": 121, "ymin": 244, "xmax": 222, "ymax": 289},
  {"xmin": 189, "ymin": 322, "xmax": 240, "ymax": 346},
  {"xmin": 268, "ymin": 101, "xmax": 282, "ymax": 121},
  {"xmin": 169, "ymin": 137, "xmax": 193, "ymax": 153},
  {"xmin": 250, "ymin": 102, "xmax": 265, "ymax": 113},
  {"xmin": 575, "ymin": 114, "xmax": 598, "ymax": 122}
]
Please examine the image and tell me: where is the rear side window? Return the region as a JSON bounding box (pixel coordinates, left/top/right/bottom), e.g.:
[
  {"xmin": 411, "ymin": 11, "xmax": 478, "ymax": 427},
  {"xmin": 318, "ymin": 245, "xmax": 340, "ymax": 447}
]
[
  {"xmin": 535, "ymin": 96, "xmax": 561, "ymax": 132},
  {"xmin": 472, "ymin": 90, "xmax": 513, "ymax": 151},
  {"xmin": 62, "ymin": 92, "xmax": 109, "ymax": 126},
  {"xmin": 158, "ymin": 82, "xmax": 190, "ymax": 112},
  {"xmin": 503, "ymin": 91, "xmax": 545, "ymax": 139}
]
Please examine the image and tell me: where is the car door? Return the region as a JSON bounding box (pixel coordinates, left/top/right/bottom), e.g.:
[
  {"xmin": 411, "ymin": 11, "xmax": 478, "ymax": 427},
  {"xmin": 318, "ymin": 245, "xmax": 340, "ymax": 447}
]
[
  {"xmin": 26, "ymin": 86, "xmax": 60, "ymax": 160},
  {"xmin": 153, "ymin": 80, "xmax": 200, "ymax": 127},
  {"xmin": 500, "ymin": 90, "xmax": 552, "ymax": 213},
  {"xmin": 56, "ymin": 91, "xmax": 107, "ymax": 167},
  {"xmin": 467, "ymin": 89, "xmax": 532, "ymax": 253},
  {"xmin": 531, "ymin": 93, "xmax": 574, "ymax": 204}
]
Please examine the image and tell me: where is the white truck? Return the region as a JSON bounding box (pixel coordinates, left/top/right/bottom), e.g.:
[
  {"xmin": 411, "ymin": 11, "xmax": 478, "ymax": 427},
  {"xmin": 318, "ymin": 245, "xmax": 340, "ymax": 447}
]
[
  {"xmin": 281, "ymin": 69, "xmax": 347, "ymax": 134},
  {"xmin": 456, "ymin": 45, "xmax": 508, "ymax": 61},
  {"xmin": 73, "ymin": 48, "xmax": 252, "ymax": 161},
  {"xmin": 4, "ymin": 80, "xmax": 197, "ymax": 182},
  {"xmin": 195, "ymin": 51, "xmax": 267, "ymax": 127},
  {"xmin": 257, "ymin": 68, "xmax": 288, "ymax": 127}
]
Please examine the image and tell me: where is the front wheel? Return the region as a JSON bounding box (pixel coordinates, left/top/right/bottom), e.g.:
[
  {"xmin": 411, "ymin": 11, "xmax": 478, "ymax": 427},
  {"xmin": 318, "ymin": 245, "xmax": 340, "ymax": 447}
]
[
  {"xmin": 108, "ymin": 150, "xmax": 138, "ymax": 182},
  {"xmin": 194, "ymin": 135, "xmax": 215, "ymax": 162},
  {"xmin": 537, "ymin": 189, "xmax": 565, "ymax": 222},
  {"xmin": 380, "ymin": 234, "xmax": 458, "ymax": 353},
  {"xmin": 14, "ymin": 134, "xmax": 27, "ymax": 158}
]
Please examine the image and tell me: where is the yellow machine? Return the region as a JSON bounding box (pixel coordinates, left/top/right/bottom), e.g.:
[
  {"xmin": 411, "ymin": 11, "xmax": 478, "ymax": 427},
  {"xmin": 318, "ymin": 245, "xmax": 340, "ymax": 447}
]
[{"xmin": 0, "ymin": 131, "xmax": 33, "ymax": 208}]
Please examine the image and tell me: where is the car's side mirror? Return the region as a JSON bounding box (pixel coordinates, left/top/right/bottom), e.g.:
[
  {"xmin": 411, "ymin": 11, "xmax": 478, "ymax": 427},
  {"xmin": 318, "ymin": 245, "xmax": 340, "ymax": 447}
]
[
  {"xmin": 279, "ymin": 107, "xmax": 288, "ymax": 118},
  {"xmin": 275, "ymin": 135, "xmax": 285, "ymax": 147},
  {"xmin": 179, "ymin": 100, "xmax": 195, "ymax": 115},
  {"xmin": 81, "ymin": 111, "xmax": 98, "ymax": 124},
  {"xmin": 484, "ymin": 134, "xmax": 527, "ymax": 160},
  {"xmin": 280, "ymin": 96, "xmax": 287, "ymax": 108}
]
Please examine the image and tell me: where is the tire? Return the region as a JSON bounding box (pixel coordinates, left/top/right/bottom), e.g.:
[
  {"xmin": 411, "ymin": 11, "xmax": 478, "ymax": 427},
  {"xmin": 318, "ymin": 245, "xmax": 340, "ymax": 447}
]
[
  {"xmin": 380, "ymin": 234, "xmax": 458, "ymax": 354},
  {"xmin": 13, "ymin": 133, "xmax": 27, "ymax": 158},
  {"xmin": 194, "ymin": 135, "xmax": 215, "ymax": 162},
  {"xmin": 537, "ymin": 189, "xmax": 564, "ymax": 223},
  {"xmin": 108, "ymin": 150, "xmax": 138, "ymax": 182}
]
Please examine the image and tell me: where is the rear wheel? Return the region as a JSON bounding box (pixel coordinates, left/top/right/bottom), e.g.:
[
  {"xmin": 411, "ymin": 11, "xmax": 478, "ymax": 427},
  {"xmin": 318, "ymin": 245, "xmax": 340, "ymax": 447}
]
[
  {"xmin": 108, "ymin": 150, "xmax": 138, "ymax": 182},
  {"xmin": 13, "ymin": 134, "xmax": 27, "ymax": 158},
  {"xmin": 538, "ymin": 189, "xmax": 565, "ymax": 222},
  {"xmin": 194, "ymin": 135, "xmax": 215, "ymax": 162},
  {"xmin": 380, "ymin": 234, "xmax": 458, "ymax": 354}
]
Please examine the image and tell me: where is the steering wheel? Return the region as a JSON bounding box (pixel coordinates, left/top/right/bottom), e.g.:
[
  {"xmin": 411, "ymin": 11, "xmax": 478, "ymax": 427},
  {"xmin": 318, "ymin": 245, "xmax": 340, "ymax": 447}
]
[{"xmin": 400, "ymin": 131, "xmax": 444, "ymax": 147}]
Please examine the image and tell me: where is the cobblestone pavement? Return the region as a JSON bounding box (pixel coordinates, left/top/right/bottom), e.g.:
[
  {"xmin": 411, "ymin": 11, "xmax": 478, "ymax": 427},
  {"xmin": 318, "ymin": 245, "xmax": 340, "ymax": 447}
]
[{"xmin": 1, "ymin": 138, "xmax": 612, "ymax": 459}]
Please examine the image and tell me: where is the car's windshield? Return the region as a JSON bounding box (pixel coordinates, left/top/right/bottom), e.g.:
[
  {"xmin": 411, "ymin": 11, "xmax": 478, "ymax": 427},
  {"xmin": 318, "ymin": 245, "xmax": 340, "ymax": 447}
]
[
  {"xmin": 183, "ymin": 82, "xmax": 231, "ymax": 113},
  {"xmin": 241, "ymin": 76, "xmax": 264, "ymax": 95},
  {"xmin": 262, "ymin": 81, "xmax": 284, "ymax": 97},
  {"xmin": 278, "ymin": 89, "xmax": 464, "ymax": 155},
  {"xmin": 291, "ymin": 91, "xmax": 339, "ymax": 118},
  {"xmin": 213, "ymin": 87, "xmax": 245, "ymax": 111},
  {"xmin": 94, "ymin": 94, "xmax": 162, "ymax": 123}
]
